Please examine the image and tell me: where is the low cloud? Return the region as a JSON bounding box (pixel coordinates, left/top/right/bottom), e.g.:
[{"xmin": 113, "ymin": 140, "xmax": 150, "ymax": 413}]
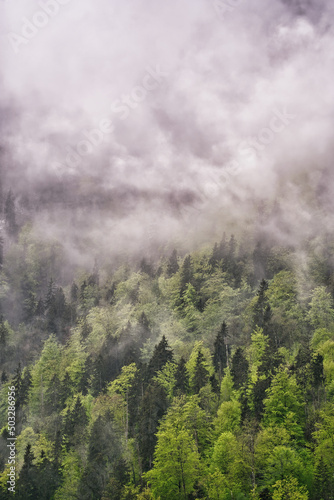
[{"xmin": 1, "ymin": 0, "xmax": 334, "ymax": 264}]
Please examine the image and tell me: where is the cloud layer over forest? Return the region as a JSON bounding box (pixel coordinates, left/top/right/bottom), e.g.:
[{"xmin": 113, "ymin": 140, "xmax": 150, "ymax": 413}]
[{"xmin": 1, "ymin": 0, "xmax": 334, "ymax": 262}]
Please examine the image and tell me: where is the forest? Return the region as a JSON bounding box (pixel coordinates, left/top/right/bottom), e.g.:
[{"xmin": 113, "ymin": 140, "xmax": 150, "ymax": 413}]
[{"xmin": 0, "ymin": 190, "xmax": 334, "ymax": 500}]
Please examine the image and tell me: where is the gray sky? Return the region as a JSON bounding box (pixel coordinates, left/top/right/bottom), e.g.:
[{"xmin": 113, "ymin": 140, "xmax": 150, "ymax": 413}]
[{"xmin": 1, "ymin": 0, "xmax": 333, "ymax": 262}]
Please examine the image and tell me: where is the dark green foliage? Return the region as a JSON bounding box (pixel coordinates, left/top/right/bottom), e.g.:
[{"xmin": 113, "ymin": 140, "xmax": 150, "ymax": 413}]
[
  {"xmin": 78, "ymin": 415, "xmax": 122, "ymax": 500},
  {"xmin": 147, "ymin": 335, "xmax": 173, "ymax": 378},
  {"xmin": 213, "ymin": 321, "xmax": 228, "ymax": 379},
  {"xmin": 138, "ymin": 382, "xmax": 168, "ymax": 471},
  {"xmin": 140, "ymin": 258, "xmax": 154, "ymax": 277},
  {"xmin": 174, "ymin": 356, "xmax": 190, "ymax": 395},
  {"xmin": 15, "ymin": 445, "xmax": 38, "ymax": 500},
  {"xmin": 231, "ymin": 348, "xmax": 249, "ymax": 390},
  {"xmin": 252, "ymin": 280, "xmax": 272, "ymax": 331},
  {"xmin": 192, "ymin": 350, "xmax": 210, "ymax": 393},
  {"xmin": 63, "ymin": 396, "xmax": 88, "ymax": 448},
  {"xmin": 167, "ymin": 249, "xmax": 179, "ymax": 276}
]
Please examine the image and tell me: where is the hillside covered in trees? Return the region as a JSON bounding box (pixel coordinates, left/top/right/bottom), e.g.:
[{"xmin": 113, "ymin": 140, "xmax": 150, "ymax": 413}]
[{"xmin": 0, "ymin": 215, "xmax": 334, "ymax": 500}]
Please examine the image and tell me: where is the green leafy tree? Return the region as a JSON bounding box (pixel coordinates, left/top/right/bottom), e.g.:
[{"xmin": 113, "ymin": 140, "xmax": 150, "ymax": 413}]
[
  {"xmin": 272, "ymin": 477, "xmax": 309, "ymax": 500},
  {"xmin": 308, "ymin": 287, "xmax": 334, "ymax": 330},
  {"xmin": 263, "ymin": 369, "xmax": 305, "ymax": 442},
  {"xmin": 145, "ymin": 409, "xmax": 201, "ymax": 499}
]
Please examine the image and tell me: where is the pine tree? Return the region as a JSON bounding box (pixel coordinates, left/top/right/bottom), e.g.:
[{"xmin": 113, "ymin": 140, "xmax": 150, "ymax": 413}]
[
  {"xmin": 148, "ymin": 336, "xmax": 173, "ymax": 378},
  {"xmin": 192, "ymin": 350, "xmax": 209, "ymax": 393},
  {"xmin": 167, "ymin": 249, "xmax": 179, "ymax": 276},
  {"xmin": 209, "ymin": 242, "xmax": 221, "ymax": 268},
  {"xmin": 179, "ymin": 255, "xmax": 193, "ymax": 293},
  {"xmin": 16, "ymin": 445, "xmax": 38, "ymax": 500},
  {"xmin": 213, "ymin": 321, "xmax": 228, "ymax": 380},
  {"xmin": 253, "ymin": 279, "xmax": 272, "ymax": 338},
  {"xmin": 78, "ymin": 415, "xmax": 122, "ymax": 500},
  {"xmin": 138, "ymin": 382, "xmax": 168, "ymax": 471},
  {"xmin": 64, "ymin": 396, "xmax": 88, "ymax": 449},
  {"xmin": 174, "ymin": 357, "xmax": 189, "ymax": 395},
  {"xmin": 140, "ymin": 258, "xmax": 154, "ymax": 277},
  {"xmin": 231, "ymin": 348, "xmax": 249, "ymax": 390}
]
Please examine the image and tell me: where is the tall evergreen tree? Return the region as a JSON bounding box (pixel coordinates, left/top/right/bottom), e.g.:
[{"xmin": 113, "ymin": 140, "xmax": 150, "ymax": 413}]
[
  {"xmin": 16, "ymin": 445, "xmax": 38, "ymax": 500},
  {"xmin": 192, "ymin": 350, "xmax": 209, "ymax": 393},
  {"xmin": 148, "ymin": 336, "xmax": 173, "ymax": 378},
  {"xmin": 174, "ymin": 356, "xmax": 190, "ymax": 395},
  {"xmin": 231, "ymin": 348, "xmax": 249, "ymax": 390},
  {"xmin": 213, "ymin": 321, "xmax": 228, "ymax": 380},
  {"xmin": 167, "ymin": 249, "xmax": 179, "ymax": 276}
]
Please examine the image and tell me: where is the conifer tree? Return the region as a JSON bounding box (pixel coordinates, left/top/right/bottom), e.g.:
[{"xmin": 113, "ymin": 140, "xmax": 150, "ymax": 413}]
[
  {"xmin": 167, "ymin": 249, "xmax": 179, "ymax": 276},
  {"xmin": 174, "ymin": 357, "xmax": 189, "ymax": 395},
  {"xmin": 231, "ymin": 348, "xmax": 249, "ymax": 390},
  {"xmin": 192, "ymin": 350, "xmax": 210, "ymax": 393},
  {"xmin": 213, "ymin": 321, "xmax": 228, "ymax": 380},
  {"xmin": 148, "ymin": 336, "xmax": 173, "ymax": 378},
  {"xmin": 16, "ymin": 445, "xmax": 38, "ymax": 500}
]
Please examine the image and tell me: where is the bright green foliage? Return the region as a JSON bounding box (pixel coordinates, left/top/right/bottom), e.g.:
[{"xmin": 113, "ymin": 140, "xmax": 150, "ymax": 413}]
[
  {"xmin": 145, "ymin": 416, "xmax": 201, "ymax": 499},
  {"xmin": 211, "ymin": 431, "xmax": 249, "ymax": 494},
  {"xmin": 186, "ymin": 341, "xmax": 214, "ymax": 388},
  {"xmin": 211, "ymin": 431, "xmax": 239, "ymax": 474},
  {"xmin": 29, "ymin": 335, "xmax": 63, "ymax": 414},
  {"xmin": 263, "ymin": 369, "xmax": 305, "ymax": 440},
  {"xmin": 54, "ymin": 452, "xmax": 83, "ymax": 500},
  {"xmin": 272, "ymin": 477, "xmax": 309, "ymax": 500},
  {"xmin": 220, "ymin": 368, "xmax": 236, "ymax": 402},
  {"xmin": 153, "ymin": 361, "xmax": 177, "ymax": 400},
  {"xmin": 248, "ymin": 328, "xmax": 269, "ymax": 381},
  {"xmin": 213, "ymin": 400, "xmax": 241, "ymax": 437}
]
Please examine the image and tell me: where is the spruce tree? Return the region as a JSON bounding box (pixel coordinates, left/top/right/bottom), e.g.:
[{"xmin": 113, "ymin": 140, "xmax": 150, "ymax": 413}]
[
  {"xmin": 192, "ymin": 350, "xmax": 209, "ymax": 393},
  {"xmin": 174, "ymin": 356, "xmax": 189, "ymax": 395},
  {"xmin": 148, "ymin": 335, "xmax": 173, "ymax": 378},
  {"xmin": 213, "ymin": 321, "xmax": 228, "ymax": 379},
  {"xmin": 167, "ymin": 249, "xmax": 179, "ymax": 276},
  {"xmin": 231, "ymin": 348, "xmax": 249, "ymax": 390},
  {"xmin": 16, "ymin": 445, "xmax": 38, "ymax": 500}
]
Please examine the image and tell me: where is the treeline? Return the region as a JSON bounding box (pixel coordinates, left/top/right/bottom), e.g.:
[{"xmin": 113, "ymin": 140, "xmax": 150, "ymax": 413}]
[{"xmin": 0, "ymin": 225, "xmax": 334, "ymax": 499}]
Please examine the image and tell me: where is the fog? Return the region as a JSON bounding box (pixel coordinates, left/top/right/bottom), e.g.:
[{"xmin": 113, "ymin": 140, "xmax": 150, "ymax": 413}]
[{"xmin": 1, "ymin": 0, "xmax": 334, "ymax": 264}]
